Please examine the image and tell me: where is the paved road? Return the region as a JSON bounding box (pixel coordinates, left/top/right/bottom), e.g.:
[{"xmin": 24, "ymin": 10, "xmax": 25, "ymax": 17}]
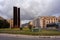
[{"xmin": 0, "ymin": 35, "xmax": 60, "ymax": 40}]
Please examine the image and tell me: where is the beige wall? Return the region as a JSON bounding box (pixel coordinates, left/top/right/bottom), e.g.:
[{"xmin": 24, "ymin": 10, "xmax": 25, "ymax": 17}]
[
  {"xmin": 40, "ymin": 16, "xmax": 58, "ymax": 28},
  {"xmin": 31, "ymin": 16, "xmax": 59, "ymax": 29},
  {"xmin": 7, "ymin": 19, "xmax": 13, "ymax": 28}
]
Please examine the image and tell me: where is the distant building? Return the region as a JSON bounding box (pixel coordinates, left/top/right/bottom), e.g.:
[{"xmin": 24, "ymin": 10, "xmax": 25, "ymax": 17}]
[
  {"xmin": 0, "ymin": 16, "xmax": 5, "ymax": 20},
  {"xmin": 40, "ymin": 16, "xmax": 58, "ymax": 28},
  {"xmin": 31, "ymin": 17, "xmax": 40, "ymax": 28},
  {"xmin": 7, "ymin": 19, "xmax": 21, "ymax": 28},
  {"xmin": 58, "ymin": 16, "xmax": 60, "ymax": 22},
  {"xmin": 7, "ymin": 19, "xmax": 13, "ymax": 28},
  {"xmin": 31, "ymin": 16, "xmax": 59, "ymax": 29},
  {"xmin": 21, "ymin": 23, "xmax": 29, "ymax": 27}
]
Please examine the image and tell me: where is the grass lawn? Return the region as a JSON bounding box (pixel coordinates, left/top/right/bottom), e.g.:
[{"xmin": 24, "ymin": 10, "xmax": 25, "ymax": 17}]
[{"xmin": 0, "ymin": 28, "xmax": 60, "ymax": 36}]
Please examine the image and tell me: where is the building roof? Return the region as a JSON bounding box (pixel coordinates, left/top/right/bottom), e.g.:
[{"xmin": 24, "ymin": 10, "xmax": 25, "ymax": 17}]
[{"xmin": 0, "ymin": 16, "xmax": 5, "ymax": 20}]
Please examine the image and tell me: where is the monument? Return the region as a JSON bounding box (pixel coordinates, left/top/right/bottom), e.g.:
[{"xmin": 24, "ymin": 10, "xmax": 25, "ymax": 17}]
[{"xmin": 13, "ymin": 6, "xmax": 20, "ymax": 28}]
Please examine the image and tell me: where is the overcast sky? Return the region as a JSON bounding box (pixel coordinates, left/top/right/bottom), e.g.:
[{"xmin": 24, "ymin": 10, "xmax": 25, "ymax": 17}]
[{"xmin": 0, "ymin": 0, "xmax": 60, "ymax": 20}]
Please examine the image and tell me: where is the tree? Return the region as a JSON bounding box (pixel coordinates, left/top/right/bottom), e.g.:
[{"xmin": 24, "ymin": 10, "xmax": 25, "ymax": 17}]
[
  {"xmin": 28, "ymin": 22, "xmax": 33, "ymax": 30},
  {"xmin": 0, "ymin": 20, "xmax": 10, "ymax": 28}
]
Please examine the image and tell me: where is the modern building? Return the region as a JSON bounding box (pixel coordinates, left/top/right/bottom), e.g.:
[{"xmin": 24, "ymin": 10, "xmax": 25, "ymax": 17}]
[
  {"xmin": 31, "ymin": 16, "xmax": 59, "ymax": 29},
  {"xmin": 31, "ymin": 17, "xmax": 40, "ymax": 28},
  {"xmin": 40, "ymin": 16, "xmax": 58, "ymax": 28}
]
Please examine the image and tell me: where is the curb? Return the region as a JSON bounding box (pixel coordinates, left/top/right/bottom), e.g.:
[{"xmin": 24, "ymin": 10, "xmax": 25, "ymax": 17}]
[{"xmin": 0, "ymin": 33, "xmax": 60, "ymax": 38}]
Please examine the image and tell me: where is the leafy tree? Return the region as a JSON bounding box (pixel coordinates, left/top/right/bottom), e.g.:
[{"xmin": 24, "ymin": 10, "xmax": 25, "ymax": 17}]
[
  {"xmin": 0, "ymin": 20, "xmax": 10, "ymax": 28},
  {"xmin": 28, "ymin": 22, "xmax": 33, "ymax": 30}
]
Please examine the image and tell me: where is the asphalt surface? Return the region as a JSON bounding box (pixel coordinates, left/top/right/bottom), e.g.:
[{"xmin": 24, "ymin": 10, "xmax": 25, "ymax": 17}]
[{"xmin": 0, "ymin": 35, "xmax": 60, "ymax": 40}]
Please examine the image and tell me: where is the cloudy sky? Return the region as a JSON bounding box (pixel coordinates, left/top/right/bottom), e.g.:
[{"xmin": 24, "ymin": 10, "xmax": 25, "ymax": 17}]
[{"xmin": 0, "ymin": 0, "xmax": 60, "ymax": 20}]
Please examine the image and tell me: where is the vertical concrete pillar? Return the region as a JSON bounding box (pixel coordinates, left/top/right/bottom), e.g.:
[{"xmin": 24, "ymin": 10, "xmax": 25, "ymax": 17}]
[
  {"xmin": 17, "ymin": 8, "xmax": 20, "ymax": 28},
  {"xmin": 13, "ymin": 7, "xmax": 18, "ymax": 28}
]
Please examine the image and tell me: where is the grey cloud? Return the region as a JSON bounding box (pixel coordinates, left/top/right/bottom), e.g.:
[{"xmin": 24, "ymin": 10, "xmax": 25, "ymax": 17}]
[{"xmin": 0, "ymin": 0, "xmax": 60, "ymax": 20}]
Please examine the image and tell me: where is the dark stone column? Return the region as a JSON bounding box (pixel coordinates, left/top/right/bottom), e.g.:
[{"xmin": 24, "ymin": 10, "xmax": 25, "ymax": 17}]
[
  {"xmin": 13, "ymin": 7, "xmax": 18, "ymax": 28},
  {"xmin": 17, "ymin": 8, "xmax": 20, "ymax": 28}
]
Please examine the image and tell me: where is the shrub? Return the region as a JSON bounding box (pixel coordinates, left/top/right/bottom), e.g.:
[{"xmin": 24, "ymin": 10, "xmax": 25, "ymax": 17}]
[{"xmin": 20, "ymin": 27, "xmax": 23, "ymax": 30}]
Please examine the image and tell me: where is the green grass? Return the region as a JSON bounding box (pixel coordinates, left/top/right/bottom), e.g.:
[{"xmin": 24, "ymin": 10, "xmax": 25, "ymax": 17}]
[{"xmin": 0, "ymin": 28, "xmax": 60, "ymax": 36}]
